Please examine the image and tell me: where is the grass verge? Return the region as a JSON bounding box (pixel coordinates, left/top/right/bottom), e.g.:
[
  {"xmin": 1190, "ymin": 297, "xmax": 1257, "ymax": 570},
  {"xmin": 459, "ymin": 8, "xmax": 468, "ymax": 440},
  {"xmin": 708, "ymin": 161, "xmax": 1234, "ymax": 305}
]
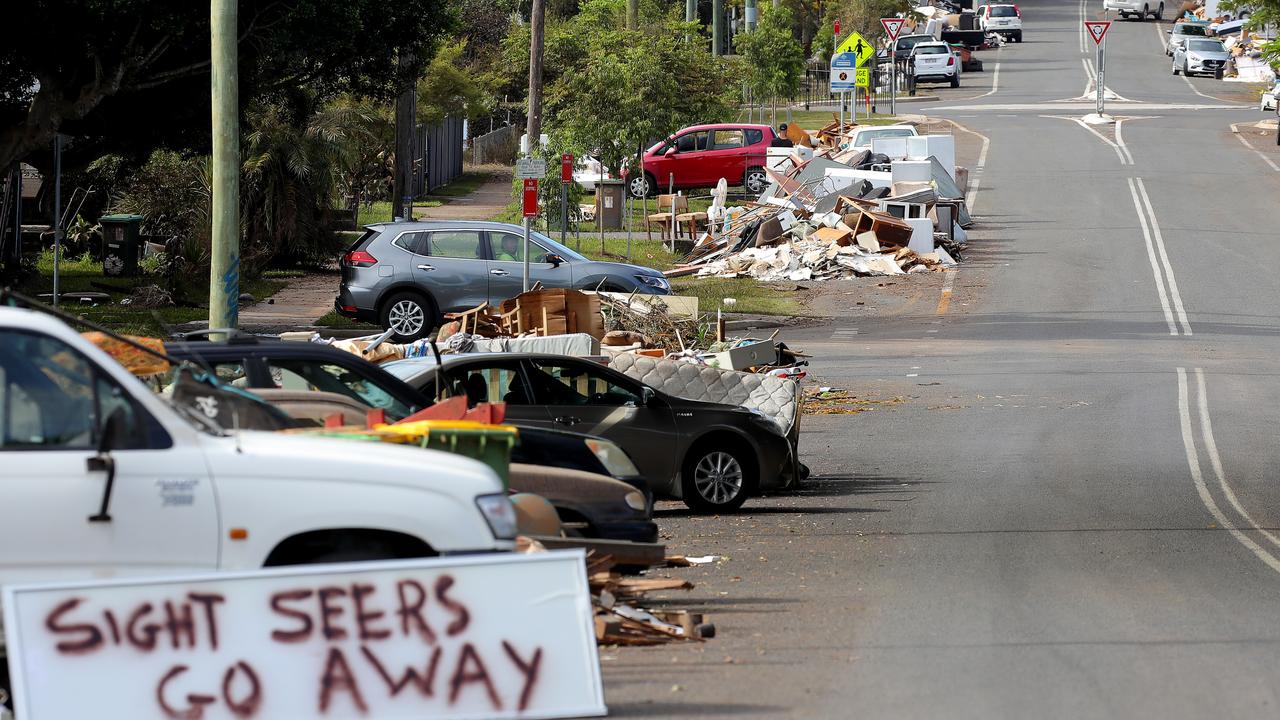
[
  {"xmin": 670, "ymin": 277, "xmax": 810, "ymax": 317},
  {"xmin": 314, "ymin": 310, "xmax": 380, "ymax": 330}
]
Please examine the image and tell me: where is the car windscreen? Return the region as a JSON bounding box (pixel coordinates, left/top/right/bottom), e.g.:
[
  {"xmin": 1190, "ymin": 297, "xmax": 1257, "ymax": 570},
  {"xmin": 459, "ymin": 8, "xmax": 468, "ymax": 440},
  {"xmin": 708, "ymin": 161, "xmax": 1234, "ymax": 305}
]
[
  {"xmin": 915, "ymin": 46, "xmax": 949, "ymax": 54},
  {"xmin": 989, "ymin": 6, "xmax": 1017, "ymax": 16},
  {"xmin": 1175, "ymin": 24, "xmax": 1207, "ymax": 36},
  {"xmin": 1187, "ymin": 39, "xmax": 1224, "ymax": 52}
]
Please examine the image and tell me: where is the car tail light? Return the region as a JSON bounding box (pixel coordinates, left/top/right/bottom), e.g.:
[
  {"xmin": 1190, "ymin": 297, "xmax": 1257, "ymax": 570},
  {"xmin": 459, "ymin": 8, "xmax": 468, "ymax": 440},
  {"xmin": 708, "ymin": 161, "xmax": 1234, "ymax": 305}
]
[
  {"xmin": 343, "ymin": 250, "xmax": 378, "ymax": 267},
  {"xmin": 947, "ymin": 56, "xmax": 955, "ymax": 66},
  {"xmin": 1014, "ymin": 4, "xmax": 1020, "ymax": 15}
]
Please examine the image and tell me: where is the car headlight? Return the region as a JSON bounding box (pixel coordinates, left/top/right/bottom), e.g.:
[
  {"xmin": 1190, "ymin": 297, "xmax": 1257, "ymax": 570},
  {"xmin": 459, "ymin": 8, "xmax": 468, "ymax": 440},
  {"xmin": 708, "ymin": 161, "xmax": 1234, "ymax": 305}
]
[
  {"xmin": 624, "ymin": 491, "xmax": 648, "ymax": 513},
  {"xmin": 475, "ymin": 494, "xmax": 518, "ymax": 540},
  {"xmin": 635, "ymin": 274, "xmax": 670, "ymax": 291},
  {"xmin": 585, "ymin": 438, "xmax": 642, "ymax": 478}
]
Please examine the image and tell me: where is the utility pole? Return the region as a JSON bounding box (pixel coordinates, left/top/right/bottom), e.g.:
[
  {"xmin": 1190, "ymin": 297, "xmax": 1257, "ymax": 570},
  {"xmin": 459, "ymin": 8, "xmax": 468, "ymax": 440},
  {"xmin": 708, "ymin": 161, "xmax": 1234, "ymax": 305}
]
[
  {"xmin": 626, "ymin": 0, "xmax": 638, "ymax": 30},
  {"xmin": 526, "ymin": 0, "xmax": 546, "ymax": 149},
  {"xmin": 712, "ymin": 0, "xmax": 723, "ymax": 55},
  {"xmin": 745, "ymin": 0, "xmax": 757, "ymax": 31},
  {"xmin": 392, "ymin": 53, "xmax": 415, "ymax": 221},
  {"xmin": 685, "ymin": 0, "xmax": 695, "ymax": 23},
  {"xmin": 209, "ymin": 0, "xmax": 240, "ymax": 332}
]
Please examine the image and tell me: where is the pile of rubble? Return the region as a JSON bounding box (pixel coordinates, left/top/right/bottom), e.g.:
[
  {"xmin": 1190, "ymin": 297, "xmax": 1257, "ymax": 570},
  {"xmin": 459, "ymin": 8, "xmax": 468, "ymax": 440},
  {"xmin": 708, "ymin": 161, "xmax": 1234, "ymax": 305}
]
[{"xmin": 666, "ymin": 119, "xmax": 972, "ymax": 282}]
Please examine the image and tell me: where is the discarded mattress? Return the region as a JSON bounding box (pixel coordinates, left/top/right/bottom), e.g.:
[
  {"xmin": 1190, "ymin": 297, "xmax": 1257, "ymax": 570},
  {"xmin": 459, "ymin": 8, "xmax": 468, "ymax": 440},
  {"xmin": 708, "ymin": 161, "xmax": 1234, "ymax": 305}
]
[{"xmin": 608, "ymin": 353, "xmax": 800, "ymax": 437}]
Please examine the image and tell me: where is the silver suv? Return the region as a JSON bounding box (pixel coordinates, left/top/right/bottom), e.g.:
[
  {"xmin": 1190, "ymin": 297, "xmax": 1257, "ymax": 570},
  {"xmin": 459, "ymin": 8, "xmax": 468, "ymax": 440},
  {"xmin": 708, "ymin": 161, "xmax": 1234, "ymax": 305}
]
[{"xmin": 335, "ymin": 220, "xmax": 672, "ymax": 340}]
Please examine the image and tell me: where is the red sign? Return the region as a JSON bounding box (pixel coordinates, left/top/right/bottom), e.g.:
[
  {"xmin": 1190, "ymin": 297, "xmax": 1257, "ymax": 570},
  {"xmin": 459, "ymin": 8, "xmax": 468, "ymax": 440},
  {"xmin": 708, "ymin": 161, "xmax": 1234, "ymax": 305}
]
[
  {"xmin": 560, "ymin": 153, "xmax": 574, "ymax": 183},
  {"xmin": 833, "ymin": 20, "xmax": 841, "ymax": 36},
  {"xmin": 522, "ymin": 179, "xmax": 539, "ymax": 217},
  {"xmin": 881, "ymin": 17, "xmax": 905, "ymax": 42},
  {"xmin": 1084, "ymin": 20, "xmax": 1111, "ymax": 45}
]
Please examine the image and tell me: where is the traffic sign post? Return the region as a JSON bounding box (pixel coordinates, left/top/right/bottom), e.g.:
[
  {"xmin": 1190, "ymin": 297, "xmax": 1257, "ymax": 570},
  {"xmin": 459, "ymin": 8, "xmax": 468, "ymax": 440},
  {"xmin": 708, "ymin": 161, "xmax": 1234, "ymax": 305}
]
[
  {"xmin": 882, "ymin": 18, "xmax": 905, "ymax": 116},
  {"xmin": 559, "ymin": 153, "xmax": 572, "ymax": 247},
  {"xmin": 521, "ymin": 178, "xmax": 539, "ymax": 292},
  {"xmin": 1084, "ymin": 21, "xmax": 1112, "ymax": 120}
]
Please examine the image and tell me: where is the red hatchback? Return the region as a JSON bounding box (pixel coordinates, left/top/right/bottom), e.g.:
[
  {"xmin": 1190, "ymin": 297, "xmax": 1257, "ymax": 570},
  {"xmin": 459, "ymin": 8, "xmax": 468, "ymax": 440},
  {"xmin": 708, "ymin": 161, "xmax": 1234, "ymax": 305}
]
[{"xmin": 624, "ymin": 123, "xmax": 778, "ymax": 198}]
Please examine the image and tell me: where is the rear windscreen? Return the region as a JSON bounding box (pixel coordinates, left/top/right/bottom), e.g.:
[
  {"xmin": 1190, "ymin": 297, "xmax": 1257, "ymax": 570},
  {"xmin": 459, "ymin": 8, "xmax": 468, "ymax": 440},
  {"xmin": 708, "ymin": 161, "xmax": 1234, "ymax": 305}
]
[
  {"xmin": 990, "ymin": 6, "xmax": 1017, "ymax": 16},
  {"xmin": 916, "ymin": 46, "xmax": 948, "ymax": 54},
  {"xmin": 347, "ymin": 229, "xmax": 379, "ymax": 252}
]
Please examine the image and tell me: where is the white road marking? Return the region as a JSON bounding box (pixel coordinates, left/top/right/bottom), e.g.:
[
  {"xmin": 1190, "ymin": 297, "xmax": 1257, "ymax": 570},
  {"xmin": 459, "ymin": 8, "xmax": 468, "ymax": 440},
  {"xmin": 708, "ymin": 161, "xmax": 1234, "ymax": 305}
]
[
  {"xmin": 1114, "ymin": 118, "xmax": 1135, "ymax": 164},
  {"xmin": 976, "ymin": 62, "xmax": 1001, "ymax": 99},
  {"xmin": 938, "ymin": 102, "xmax": 1247, "ymax": 111},
  {"xmin": 1194, "ymin": 368, "xmax": 1280, "ymax": 550},
  {"xmin": 1079, "ymin": 0, "xmax": 1088, "ymax": 53},
  {"xmin": 1176, "ymin": 368, "xmax": 1280, "ymax": 574},
  {"xmin": 1230, "ymin": 123, "xmax": 1280, "ymax": 172},
  {"xmin": 1127, "ymin": 178, "xmax": 1178, "ymax": 335},
  {"xmin": 1043, "ymin": 115, "xmax": 1132, "ymax": 165},
  {"xmin": 1135, "ymin": 178, "xmax": 1192, "ymax": 335},
  {"xmin": 944, "ymin": 119, "xmax": 990, "ymax": 214}
]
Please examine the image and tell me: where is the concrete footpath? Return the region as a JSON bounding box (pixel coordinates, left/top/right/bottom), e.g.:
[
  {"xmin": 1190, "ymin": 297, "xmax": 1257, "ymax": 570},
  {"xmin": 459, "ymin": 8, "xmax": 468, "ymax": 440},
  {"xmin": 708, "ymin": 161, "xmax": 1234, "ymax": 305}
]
[{"xmin": 413, "ymin": 170, "xmax": 513, "ymax": 221}]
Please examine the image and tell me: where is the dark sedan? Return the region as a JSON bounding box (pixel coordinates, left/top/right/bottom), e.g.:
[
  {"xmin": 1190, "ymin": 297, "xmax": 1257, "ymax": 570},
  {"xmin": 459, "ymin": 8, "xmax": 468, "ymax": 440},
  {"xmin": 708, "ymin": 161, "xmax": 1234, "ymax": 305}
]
[{"xmin": 383, "ymin": 353, "xmax": 795, "ymax": 512}]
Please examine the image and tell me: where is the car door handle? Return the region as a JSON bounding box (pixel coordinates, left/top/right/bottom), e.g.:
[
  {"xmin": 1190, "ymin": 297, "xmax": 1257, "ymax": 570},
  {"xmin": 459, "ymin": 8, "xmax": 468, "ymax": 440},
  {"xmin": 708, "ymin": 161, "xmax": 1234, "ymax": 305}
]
[
  {"xmin": 490, "ymin": 269, "xmax": 510, "ymax": 276},
  {"xmin": 416, "ymin": 264, "xmax": 435, "ymax": 272},
  {"xmin": 554, "ymin": 416, "xmax": 581, "ymax": 426}
]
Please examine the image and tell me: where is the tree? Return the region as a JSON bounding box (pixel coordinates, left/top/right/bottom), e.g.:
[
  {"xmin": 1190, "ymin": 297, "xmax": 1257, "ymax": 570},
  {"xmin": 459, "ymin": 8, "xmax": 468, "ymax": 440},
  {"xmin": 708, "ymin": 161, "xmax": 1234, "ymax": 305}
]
[
  {"xmin": 0, "ymin": 0, "xmax": 455, "ymax": 173},
  {"xmin": 735, "ymin": 5, "xmax": 807, "ymax": 122},
  {"xmin": 1221, "ymin": 0, "xmax": 1280, "ymax": 63}
]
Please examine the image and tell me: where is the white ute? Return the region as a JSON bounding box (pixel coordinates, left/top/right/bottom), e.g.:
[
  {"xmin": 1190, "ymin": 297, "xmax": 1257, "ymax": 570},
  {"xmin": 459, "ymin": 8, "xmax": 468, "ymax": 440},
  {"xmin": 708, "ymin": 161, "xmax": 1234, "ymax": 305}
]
[{"xmin": 0, "ymin": 306, "xmax": 515, "ymax": 646}]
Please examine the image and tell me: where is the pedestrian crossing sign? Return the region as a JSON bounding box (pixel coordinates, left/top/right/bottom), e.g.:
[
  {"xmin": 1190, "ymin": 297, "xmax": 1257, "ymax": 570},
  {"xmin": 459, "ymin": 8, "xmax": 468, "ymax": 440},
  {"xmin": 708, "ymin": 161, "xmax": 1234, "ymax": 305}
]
[{"xmin": 836, "ymin": 31, "xmax": 875, "ymax": 66}]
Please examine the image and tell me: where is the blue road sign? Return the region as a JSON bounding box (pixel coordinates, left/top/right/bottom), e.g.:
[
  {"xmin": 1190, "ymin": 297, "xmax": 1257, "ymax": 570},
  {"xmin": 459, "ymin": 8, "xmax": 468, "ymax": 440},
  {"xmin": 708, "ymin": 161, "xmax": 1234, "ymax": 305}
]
[{"xmin": 830, "ymin": 51, "xmax": 859, "ymax": 93}]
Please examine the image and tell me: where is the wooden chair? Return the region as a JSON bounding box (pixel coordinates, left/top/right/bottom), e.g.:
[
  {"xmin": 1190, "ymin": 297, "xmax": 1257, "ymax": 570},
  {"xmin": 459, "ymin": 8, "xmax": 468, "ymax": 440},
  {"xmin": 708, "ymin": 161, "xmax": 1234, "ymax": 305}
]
[
  {"xmin": 675, "ymin": 207, "xmax": 709, "ymax": 241},
  {"xmin": 645, "ymin": 194, "xmax": 687, "ymax": 244}
]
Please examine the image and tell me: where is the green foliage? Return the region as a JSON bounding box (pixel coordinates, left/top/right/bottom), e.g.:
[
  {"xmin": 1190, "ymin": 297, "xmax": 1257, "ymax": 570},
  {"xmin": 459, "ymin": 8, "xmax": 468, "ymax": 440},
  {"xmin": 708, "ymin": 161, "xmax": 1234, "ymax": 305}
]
[
  {"xmin": 36, "ymin": 249, "xmax": 98, "ymax": 275},
  {"xmin": 826, "ymin": 0, "xmax": 916, "ymax": 48},
  {"xmin": 419, "ymin": 41, "xmax": 491, "ymax": 125},
  {"xmin": 736, "ymin": 5, "xmax": 807, "ymax": 101},
  {"xmin": 112, "ymin": 150, "xmax": 212, "ymax": 274},
  {"xmin": 1221, "ymin": 0, "xmax": 1280, "ymax": 63}
]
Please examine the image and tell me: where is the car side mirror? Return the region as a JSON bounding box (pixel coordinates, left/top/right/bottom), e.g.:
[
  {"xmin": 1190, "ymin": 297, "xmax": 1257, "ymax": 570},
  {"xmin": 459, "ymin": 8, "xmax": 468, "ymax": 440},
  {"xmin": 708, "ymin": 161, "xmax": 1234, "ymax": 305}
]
[
  {"xmin": 664, "ymin": 148, "xmax": 677, "ymax": 157},
  {"xmin": 88, "ymin": 409, "xmax": 127, "ymax": 523},
  {"xmin": 546, "ymin": 253, "xmax": 564, "ymax": 267}
]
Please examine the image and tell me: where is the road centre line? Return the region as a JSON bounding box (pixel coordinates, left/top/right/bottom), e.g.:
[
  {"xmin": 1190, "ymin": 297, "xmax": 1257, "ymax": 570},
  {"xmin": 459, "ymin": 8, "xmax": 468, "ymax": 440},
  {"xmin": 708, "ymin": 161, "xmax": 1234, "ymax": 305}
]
[
  {"xmin": 1230, "ymin": 123, "xmax": 1280, "ymax": 172},
  {"xmin": 1194, "ymin": 369, "xmax": 1280, "ymax": 550},
  {"xmin": 943, "ymin": 119, "xmax": 989, "ymax": 213},
  {"xmin": 1113, "ymin": 118, "xmax": 1135, "ymax": 164},
  {"xmin": 1135, "ymin": 178, "xmax": 1192, "ymax": 335},
  {"xmin": 976, "ymin": 62, "xmax": 1001, "ymax": 99},
  {"xmin": 1176, "ymin": 368, "xmax": 1280, "ymax": 575},
  {"xmin": 1128, "ymin": 178, "xmax": 1179, "ymax": 335},
  {"xmin": 1043, "ymin": 115, "xmax": 1132, "ymax": 165}
]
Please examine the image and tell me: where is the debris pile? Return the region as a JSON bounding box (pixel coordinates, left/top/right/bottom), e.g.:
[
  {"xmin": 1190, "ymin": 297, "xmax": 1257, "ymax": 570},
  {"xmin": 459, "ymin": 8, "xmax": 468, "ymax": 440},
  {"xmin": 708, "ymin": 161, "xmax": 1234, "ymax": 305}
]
[
  {"xmin": 665, "ymin": 120, "xmax": 972, "ymax": 282},
  {"xmin": 587, "ymin": 552, "xmax": 714, "ymax": 646}
]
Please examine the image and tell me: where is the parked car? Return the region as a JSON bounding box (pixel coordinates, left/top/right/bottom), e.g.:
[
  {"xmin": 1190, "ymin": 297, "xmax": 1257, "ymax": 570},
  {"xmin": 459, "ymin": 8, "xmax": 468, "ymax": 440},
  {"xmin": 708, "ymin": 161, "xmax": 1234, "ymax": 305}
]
[
  {"xmin": 911, "ymin": 42, "xmax": 962, "ymax": 87},
  {"xmin": 1173, "ymin": 38, "xmax": 1229, "ymax": 78},
  {"xmin": 622, "ymin": 123, "xmax": 777, "ymax": 199},
  {"xmin": 849, "ymin": 124, "xmax": 920, "ymax": 149},
  {"xmin": 1166, "ymin": 21, "xmax": 1210, "ymax": 56},
  {"xmin": 890, "ymin": 33, "xmax": 938, "ymax": 57},
  {"xmin": 384, "ymin": 353, "xmax": 797, "ymax": 512},
  {"xmin": 204, "ymin": 389, "xmax": 658, "ymax": 543},
  {"xmin": 977, "ymin": 4, "xmax": 1023, "ymax": 41},
  {"xmin": 575, "ymin": 155, "xmax": 612, "ymax": 192},
  {"xmin": 0, "ymin": 306, "xmax": 515, "ymax": 637},
  {"xmin": 1262, "ymin": 83, "xmax": 1280, "ymax": 112},
  {"xmin": 1105, "ymin": 0, "xmax": 1163, "ymax": 20},
  {"xmin": 335, "ymin": 220, "xmax": 671, "ymax": 340},
  {"xmin": 160, "ymin": 334, "xmax": 654, "ymax": 501}
]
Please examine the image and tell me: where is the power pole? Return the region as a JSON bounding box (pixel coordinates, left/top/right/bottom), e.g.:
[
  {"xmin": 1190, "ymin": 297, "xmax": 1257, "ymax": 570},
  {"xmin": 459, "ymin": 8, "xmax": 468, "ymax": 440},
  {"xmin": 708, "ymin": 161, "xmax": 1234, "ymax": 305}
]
[
  {"xmin": 210, "ymin": 0, "xmax": 240, "ymax": 332},
  {"xmin": 527, "ymin": 0, "xmax": 546, "ymax": 149},
  {"xmin": 626, "ymin": 0, "xmax": 638, "ymax": 29},
  {"xmin": 392, "ymin": 53, "xmax": 415, "ymax": 221},
  {"xmin": 745, "ymin": 0, "xmax": 757, "ymax": 31},
  {"xmin": 685, "ymin": 0, "xmax": 696, "ymax": 23},
  {"xmin": 712, "ymin": 0, "xmax": 723, "ymax": 55}
]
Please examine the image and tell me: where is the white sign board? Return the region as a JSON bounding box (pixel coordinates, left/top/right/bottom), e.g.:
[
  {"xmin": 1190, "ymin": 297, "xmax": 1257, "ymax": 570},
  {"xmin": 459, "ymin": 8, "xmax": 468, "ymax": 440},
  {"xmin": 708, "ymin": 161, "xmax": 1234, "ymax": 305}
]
[
  {"xmin": 2, "ymin": 552, "xmax": 605, "ymax": 720},
  {"xmin": 516, "ymin": 157, "xmax": 546, "ymax": 179}
]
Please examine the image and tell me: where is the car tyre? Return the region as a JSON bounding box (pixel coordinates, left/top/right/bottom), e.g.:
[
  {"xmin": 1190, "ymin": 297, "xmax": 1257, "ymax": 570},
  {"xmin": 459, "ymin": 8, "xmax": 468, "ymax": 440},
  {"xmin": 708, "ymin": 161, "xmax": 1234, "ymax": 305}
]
[
  {"xmin": 380, "ymin": 291, "xmax": 435, "ymax": 342},
  {"xmin": 628, "ymin": 172, "xmax": 656, "ymax": 199},
  {"xmin": 743, "ymin": 167, "xmax": 768, "ymax": 195},
  {"xmin": 1214, "ymin": 68, "xmax": 1224, "ymax": 80},
  {"xmin": 1155, "ymin": 3, "xmax": 1164, "ymax": 19},
  {"xmin": 681, "ymin": 444, "xmax": 754, "ymax": 513},
  {"xmin": 950, "ymin": 74, "xmax": 960, "ymax": 87},
  {"xmin": 1014, "ymin": 31, "xmax": 1023, "ymax": 42},
  {"xmin": 1172, "ymin": 63, "xmax": 1179, "ymax": 75},
  {"xmin": 1140, "ymin": 4, "xmax": 1149, "ymax": 19}
]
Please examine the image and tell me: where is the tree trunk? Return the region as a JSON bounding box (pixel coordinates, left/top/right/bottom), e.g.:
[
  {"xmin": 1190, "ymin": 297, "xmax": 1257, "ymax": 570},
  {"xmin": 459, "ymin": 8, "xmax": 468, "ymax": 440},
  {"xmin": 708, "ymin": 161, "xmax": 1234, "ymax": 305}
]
[
  {"xmin": 626, "ymin": 0, "xmax": 638, "ymax": 29},
  {"xmin": 392, "ymin": 53, "xmax": 416, "ymax": 221}
]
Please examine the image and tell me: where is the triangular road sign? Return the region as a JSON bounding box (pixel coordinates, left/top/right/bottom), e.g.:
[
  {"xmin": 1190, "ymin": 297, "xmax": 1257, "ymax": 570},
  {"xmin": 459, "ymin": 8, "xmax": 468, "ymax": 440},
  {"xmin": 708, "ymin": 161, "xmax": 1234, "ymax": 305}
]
[
  {"xmin": 1084, "ymin": 20, "xmax": 1111, "ymax": 45},
  {"xmin": 881, "ymin": 17, "xmax": 906, "ymax": 42}
]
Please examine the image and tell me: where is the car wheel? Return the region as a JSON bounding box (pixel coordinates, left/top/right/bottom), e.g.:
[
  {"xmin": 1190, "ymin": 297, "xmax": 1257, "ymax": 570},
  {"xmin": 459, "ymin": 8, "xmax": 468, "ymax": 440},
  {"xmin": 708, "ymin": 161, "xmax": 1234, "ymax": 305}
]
[
  {"xmin": 628, "ymin": 173, "xmax": 655, "ymax": 199},
  {"xmin": 380, "ymin": 291, "xmax": 434, "ymax": 342},
  {"xmin": 743, "ymin": 167, "xmax": 768, "ymax": 195},
  {"xmin": 1183, "ymin": 61, "xmax": 1190, "ymax": 76},
  {"xmin": 1014, "ymin": 31, "xmax": 1022, "ymax": 42},
  {"xmin": 1214, "ymin": 68, "xmax": 1224, "ymax": 80},
  {"xmin": 682, "ymin": 447, "xmax": 752, "ymax": 513},
  {"xmin": 1155, "ymin": 3, "xmax": 1164, "ymax": 19},
  {"xmin": 950, "ymin": 74, "xmax": 960, "ymax": 87},
  {"xmin": 1172, "ymin": 63, "xmax": 1179, "ymax": 75},
  {"xmin": 1140, "ymin": 4, "xmax": 1149, "ymax": 19}
]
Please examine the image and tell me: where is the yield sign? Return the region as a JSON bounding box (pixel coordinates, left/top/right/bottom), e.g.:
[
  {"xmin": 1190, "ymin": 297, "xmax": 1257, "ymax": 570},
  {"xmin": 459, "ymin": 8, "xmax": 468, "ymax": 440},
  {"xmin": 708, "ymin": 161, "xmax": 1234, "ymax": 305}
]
[
  {"xmin": 1084, "ymin": 20, "xmax": 1111, "ymax": 45},
  {"xmin": 836, "ymin": 31, "xmax": 876, "ymax": 66},
  {"xmin": 881, "ymin": 17, "xmax": 906, "ymax": 43}
]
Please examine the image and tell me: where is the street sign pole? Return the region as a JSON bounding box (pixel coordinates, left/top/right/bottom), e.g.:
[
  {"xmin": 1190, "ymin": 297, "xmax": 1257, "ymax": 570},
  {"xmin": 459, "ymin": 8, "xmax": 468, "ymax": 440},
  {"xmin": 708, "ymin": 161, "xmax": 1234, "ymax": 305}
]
[
  {"xmin": 523, "ymin": 218, "xmax": 531, "ymax": 292},
  {"xmin": 890, "ymin": 48, "xmax": 897, "ymax": 116},
  {"xmin": 1083, "ymin": 21, "xmax": 1112, "ymax": 121},
  {"xmin": 1096, "ymin": 36, "xmax": 1106, "ymax": 117}
]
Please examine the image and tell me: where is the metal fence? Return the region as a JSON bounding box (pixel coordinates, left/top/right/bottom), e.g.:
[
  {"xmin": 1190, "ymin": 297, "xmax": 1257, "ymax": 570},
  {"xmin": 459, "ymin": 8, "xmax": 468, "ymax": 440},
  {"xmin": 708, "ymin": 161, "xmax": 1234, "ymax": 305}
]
[
  {"xmin": 412, "ymin": 116, "xmax": 465, "ymax": 195},
  {"xmin": 790, "ymin": 59, "xmax": 916, "ymax": 117},
  {"xmin": 470, "ymin": 124, "xmax": 520, "ymax": 167}
]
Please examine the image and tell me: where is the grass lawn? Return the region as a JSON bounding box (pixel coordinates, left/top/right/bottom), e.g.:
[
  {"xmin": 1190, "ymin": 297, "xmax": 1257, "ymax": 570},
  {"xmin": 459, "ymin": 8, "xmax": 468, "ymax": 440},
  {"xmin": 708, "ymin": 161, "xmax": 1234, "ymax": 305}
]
[
  {"xmin": 670, "ymin": 277, "xmax": 810, "ymax": 317},
  {"xmin": 575, "ymin": 236, "xmax": 683, "ymax": 272},
  {"xmin": 17, "ymin": 251, "xmax": 287, "ymax": 336}
]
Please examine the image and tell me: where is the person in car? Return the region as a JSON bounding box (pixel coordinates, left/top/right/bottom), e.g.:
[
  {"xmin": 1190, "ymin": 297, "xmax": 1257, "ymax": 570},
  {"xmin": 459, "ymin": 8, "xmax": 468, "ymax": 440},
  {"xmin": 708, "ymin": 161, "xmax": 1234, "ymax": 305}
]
[{"xmin": 495, "ymin": 234, "xmax": 523, "ymax": 261}]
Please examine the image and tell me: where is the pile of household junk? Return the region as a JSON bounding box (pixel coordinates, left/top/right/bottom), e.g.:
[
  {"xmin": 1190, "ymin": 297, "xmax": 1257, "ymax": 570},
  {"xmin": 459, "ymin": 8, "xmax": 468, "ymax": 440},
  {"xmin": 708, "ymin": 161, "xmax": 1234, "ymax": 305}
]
[
  {"xmin": 665, "ymin": 118, "xmax": 971, "ymax": 283},
  {"xmin": 1176, "ymin": 0, "xmax": 1276, "ymax": 82}
]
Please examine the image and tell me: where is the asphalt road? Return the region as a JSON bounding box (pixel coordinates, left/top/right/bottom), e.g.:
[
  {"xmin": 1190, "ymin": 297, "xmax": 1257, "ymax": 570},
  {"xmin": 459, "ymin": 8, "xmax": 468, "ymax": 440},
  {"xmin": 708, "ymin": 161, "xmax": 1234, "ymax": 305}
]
[{"xmin": 601, "ymin": 1, "xmax": 1280, "ymax": 717}]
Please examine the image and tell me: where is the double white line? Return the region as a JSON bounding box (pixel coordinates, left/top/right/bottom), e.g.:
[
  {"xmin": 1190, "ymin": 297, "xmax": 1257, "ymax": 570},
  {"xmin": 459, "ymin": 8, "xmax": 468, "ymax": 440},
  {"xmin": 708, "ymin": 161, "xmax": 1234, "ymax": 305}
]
[
  {"xmin": 1128, "ymin": 177, "xmax": 1191, "ymax": 336},
  {"xmin": 1177, "ymin": 368, "xmax": 1280, "ymax": 574}
]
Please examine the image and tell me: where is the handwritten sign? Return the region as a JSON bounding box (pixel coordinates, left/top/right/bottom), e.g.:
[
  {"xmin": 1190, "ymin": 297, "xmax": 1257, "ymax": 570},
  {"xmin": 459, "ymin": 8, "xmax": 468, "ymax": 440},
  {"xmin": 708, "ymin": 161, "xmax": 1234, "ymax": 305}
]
[{"xmin": 2, "ymin": 552, "xmax": 605, "ymax": 720}]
